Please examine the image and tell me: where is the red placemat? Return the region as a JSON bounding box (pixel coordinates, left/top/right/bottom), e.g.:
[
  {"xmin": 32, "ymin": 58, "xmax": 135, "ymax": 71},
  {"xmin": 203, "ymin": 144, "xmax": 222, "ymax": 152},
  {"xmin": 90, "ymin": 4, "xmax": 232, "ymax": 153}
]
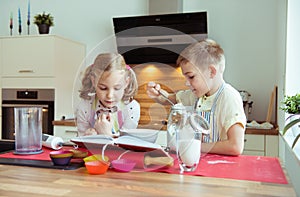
[
  {"xmin": 0, "ymin": 147, "xmax": 288, "ymax": 184},
  {"xmin": 151, "ymin": 153, "xmax": 288, "ymax": 184},
  {"xmin": 0, "ymin": 147, "xmax": 85, "ymax": 163}
]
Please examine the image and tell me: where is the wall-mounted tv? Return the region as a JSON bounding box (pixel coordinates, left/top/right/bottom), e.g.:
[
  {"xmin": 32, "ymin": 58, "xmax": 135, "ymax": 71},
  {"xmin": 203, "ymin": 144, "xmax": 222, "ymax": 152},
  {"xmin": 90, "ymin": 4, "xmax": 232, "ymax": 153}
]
[{"xmin": 113, "ymin": 12, "xmax": 208, "ymax": 64}]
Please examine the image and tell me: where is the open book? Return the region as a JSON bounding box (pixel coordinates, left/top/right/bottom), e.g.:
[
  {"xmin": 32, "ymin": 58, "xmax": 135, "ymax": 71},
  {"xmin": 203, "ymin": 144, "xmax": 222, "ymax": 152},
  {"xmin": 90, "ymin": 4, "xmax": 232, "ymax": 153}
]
[{"xmin": 70, "ymin": 135, "xmax": 162, "ymax": 152}]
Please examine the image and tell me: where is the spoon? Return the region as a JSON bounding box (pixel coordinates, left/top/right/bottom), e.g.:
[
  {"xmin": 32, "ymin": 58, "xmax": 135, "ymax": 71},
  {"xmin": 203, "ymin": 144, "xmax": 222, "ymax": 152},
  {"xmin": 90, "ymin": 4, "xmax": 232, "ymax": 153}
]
[{"xmin": 158, "ymin": 89, "xmax": 175, "ymax": 106}]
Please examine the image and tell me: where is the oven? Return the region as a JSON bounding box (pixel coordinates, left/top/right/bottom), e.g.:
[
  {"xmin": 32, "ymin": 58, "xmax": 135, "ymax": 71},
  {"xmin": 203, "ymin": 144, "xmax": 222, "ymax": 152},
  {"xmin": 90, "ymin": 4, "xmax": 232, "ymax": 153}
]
[{"xmin": 1, "ymin": 88, "xmax": 54, "ymax": 140}]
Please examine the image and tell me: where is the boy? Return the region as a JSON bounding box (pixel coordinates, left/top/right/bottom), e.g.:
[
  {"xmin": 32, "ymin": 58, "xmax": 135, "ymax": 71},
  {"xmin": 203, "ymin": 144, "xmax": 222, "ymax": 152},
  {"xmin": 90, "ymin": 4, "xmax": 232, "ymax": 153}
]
[{"xmin": 147, "ymin": 39, "xmax": 246, "ymax": 155}]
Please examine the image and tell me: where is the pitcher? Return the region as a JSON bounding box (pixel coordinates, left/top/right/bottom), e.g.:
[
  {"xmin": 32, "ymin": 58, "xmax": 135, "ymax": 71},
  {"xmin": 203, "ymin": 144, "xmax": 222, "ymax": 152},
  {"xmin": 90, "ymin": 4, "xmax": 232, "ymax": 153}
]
[{"xmin": 14, "ymin": 107, "xmax": 43, "ymax": 154}]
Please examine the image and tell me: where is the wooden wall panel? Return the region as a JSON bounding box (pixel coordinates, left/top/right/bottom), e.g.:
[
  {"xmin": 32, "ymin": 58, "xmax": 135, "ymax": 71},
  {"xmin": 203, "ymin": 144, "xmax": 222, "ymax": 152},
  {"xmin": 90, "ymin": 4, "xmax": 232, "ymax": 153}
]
[{"xmin": 131, "ymin": 63, "xmax": 187, "ymax": 130}]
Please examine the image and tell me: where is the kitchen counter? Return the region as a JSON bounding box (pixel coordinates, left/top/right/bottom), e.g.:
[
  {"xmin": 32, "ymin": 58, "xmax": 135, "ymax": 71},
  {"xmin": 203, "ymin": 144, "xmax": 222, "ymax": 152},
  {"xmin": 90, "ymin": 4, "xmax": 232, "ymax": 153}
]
[
  {"xmin": 0, "ymin": 163, "xmax": 296, "ymax": 196},
  {"xmin": 53, "ymin": 119, "xmax": 279, "ymax": 135}
]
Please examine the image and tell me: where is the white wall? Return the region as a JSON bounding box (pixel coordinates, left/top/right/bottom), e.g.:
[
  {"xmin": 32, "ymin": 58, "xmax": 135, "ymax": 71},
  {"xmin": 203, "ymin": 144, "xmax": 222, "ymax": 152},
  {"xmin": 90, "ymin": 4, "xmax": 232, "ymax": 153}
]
[
  {"xmin": 183, "ymin": 0, "xmax": 287, "ymax": 122},
  {"xmin": 0, "ymin": 0, "xmax": 287, "ymax": 123},
  {"xmin": 0, "ymin": 0, "xmax": 148, "ymax": 53}
]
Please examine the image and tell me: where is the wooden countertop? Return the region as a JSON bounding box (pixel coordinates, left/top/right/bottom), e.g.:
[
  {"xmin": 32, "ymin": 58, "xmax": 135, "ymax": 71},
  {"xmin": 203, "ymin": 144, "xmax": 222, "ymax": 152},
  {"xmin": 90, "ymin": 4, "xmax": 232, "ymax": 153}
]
[
  {"xmin": 52, "ymin": 119, "xmax": 76, "ymax": 127},
  {"xmin": 0, "ymin": 164, "xmax": 296, "ymax": 196},
  {"xmin": 53, "ymin": 120, "xmax": 279, "ymax": 135}
]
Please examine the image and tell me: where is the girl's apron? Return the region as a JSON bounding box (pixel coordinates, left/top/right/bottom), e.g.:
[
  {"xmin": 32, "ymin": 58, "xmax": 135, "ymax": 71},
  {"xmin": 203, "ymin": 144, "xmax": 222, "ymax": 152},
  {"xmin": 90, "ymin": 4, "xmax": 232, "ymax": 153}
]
[{"xmin": 91, "ymin": 98, "xmax": 124, "ymax": 135}]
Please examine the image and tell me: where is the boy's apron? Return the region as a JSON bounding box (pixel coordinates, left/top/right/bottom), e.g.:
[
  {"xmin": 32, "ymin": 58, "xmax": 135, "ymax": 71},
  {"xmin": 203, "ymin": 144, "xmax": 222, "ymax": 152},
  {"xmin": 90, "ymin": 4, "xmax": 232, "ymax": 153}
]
[{"xmin": 195, "ymin": 83, "xmax": 225, "ymax": 143}]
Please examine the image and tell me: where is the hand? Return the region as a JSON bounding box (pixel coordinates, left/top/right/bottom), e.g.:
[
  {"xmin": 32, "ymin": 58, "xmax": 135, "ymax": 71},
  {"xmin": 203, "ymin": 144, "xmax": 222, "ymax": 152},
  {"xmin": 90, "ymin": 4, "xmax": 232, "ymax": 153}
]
[
  {"xmin": 147, "ymin": 81, "xmax": 161, "ymax": 99},
  {"xmin": 94, "ymin": 113, "xmax": 113, "ymax": 136},
  {"xmin": 83, "ymin": 128, "xmax": 97, "ymax": 136}
]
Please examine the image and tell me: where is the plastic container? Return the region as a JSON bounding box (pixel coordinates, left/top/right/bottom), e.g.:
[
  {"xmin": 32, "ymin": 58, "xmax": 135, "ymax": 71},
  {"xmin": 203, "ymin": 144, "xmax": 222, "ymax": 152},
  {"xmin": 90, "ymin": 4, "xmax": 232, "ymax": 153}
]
[{"xmin": 14, "ymin": 107, "xmax": 43, "ymax": 154}]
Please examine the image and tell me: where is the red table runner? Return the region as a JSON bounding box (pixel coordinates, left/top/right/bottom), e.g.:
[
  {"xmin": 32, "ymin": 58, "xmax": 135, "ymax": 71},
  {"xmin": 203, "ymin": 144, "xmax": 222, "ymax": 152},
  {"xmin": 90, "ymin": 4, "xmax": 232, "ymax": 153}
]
[
  {"xmin": 0, "ymin": 147, "xmax": 85, "ymax": 163},
  {"xmin": 151, "ymin": 153, "xmax": 288, "ymax": 184},
  {"xmin": 0, "ymin": 148, "xmax": 287, "ymax": 184}
]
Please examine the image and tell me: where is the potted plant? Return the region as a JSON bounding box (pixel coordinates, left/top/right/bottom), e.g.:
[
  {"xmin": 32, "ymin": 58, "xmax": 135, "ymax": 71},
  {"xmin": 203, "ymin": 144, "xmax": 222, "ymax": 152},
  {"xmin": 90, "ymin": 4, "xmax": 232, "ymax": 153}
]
[
  {"xmin": 280, "ymin": 93, "xmax": 300, "ymax": 148},
  {"xmin": 33, "ymin": 12, "xmax": 54, "ymax": 34}
]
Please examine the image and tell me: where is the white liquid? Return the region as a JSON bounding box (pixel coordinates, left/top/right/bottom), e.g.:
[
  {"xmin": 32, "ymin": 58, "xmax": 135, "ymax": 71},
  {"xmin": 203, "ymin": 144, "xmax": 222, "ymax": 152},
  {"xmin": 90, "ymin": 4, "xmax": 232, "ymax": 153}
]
[{"xmin": 178, "ymin": 139, "xmax": 201, "ymax": 166}]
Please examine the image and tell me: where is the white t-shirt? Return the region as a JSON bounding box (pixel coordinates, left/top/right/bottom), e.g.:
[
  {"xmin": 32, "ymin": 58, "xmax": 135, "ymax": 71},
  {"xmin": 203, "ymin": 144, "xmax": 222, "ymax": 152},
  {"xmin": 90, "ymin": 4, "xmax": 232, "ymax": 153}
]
[{"xmin": 176, "ymin": 83, "xmax": 246, "ymax": 142}]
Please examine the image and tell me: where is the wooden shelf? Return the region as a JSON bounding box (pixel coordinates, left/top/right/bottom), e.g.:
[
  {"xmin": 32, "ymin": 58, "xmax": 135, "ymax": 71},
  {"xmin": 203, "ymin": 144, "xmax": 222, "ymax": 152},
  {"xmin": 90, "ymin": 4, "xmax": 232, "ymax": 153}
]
[{"xmin": 245, "ymin": 127, "xmax": 279, "ymax": 135}]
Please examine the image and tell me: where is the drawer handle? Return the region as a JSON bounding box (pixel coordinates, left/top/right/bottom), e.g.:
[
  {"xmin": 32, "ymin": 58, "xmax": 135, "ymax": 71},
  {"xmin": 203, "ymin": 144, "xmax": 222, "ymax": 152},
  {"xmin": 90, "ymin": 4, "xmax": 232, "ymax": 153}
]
[
  {"xmin": 244, "ymin": 139, "xmax": 247, "ymax": 142},
  {"xmin": 18, "ymin": 70, "xmax": 34, "ymax": 73}
]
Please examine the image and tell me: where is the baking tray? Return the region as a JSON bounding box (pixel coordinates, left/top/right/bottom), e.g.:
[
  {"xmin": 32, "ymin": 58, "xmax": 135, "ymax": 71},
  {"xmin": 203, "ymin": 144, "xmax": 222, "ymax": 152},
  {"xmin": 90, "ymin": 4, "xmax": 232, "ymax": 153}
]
[{"xmin": 0, "ymin": 140, "xmax": 84, "ymax": 170}]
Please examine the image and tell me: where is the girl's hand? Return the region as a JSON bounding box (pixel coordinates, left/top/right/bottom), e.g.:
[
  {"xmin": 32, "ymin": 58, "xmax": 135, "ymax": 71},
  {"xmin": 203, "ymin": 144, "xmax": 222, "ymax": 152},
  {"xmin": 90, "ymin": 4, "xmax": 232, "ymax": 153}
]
[
  {"xmin": 94, "ymin": 113, "xmax": 113, "ymax": 136},
  {"xmin": 147, "ymin": 81, "xmax": 161, "ymax": 99}
]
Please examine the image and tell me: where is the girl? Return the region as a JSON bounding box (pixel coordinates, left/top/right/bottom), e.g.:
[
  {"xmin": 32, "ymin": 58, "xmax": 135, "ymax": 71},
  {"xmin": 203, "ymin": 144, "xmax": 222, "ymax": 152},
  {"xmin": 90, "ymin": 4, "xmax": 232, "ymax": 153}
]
[
  {"xmin": 147, "ymin": 39, "xmax": 246, "ymax": 156},
  {"xmin": 76, "ymin": 53, "xmax": 140, "ymax": 137}
]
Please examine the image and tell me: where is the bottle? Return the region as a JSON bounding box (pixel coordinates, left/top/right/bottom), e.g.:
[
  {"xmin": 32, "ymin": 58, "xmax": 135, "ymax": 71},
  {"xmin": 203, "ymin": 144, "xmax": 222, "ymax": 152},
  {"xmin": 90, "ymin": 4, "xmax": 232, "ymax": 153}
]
[
  {"xmin": 166, "ymin": 104, "xmax": 187, "ymax": 152},
  {"xmin": 42, "ymin": 134, "xmax": 64, "ymax": 150}
]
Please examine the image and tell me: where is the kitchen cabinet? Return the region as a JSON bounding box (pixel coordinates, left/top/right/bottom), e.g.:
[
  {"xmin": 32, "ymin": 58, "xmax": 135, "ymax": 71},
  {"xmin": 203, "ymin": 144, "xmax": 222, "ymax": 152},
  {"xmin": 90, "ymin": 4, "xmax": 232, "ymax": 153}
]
[
  {"xmin": 0, "ymin": 40, "xmax": 2, "ymax": 138},
  {"xmin": 1, "ymin": 36, "xmax": 54, "ymax": 77},
  {"xmin": 0, "ymin": 35, "xmax": 85, "ymax": 139},
  {"xmin": 243, "ymin": 132, "xmax": 279, "ymax": 157},
  {"xmin": 54, "ymin": 126, "xmax": 78, "ymax": 141}
]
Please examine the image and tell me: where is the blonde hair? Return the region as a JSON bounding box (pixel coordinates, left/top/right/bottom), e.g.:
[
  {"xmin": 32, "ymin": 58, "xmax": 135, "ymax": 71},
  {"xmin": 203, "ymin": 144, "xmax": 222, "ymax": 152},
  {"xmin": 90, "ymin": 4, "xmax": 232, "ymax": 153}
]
[
  {"xmin": 176, "ymin": 39, "xmax": 225, "ymax": 73},
  {"xmin": 79, "ymin": 53, "xmax": 138, "ymax": 101}
]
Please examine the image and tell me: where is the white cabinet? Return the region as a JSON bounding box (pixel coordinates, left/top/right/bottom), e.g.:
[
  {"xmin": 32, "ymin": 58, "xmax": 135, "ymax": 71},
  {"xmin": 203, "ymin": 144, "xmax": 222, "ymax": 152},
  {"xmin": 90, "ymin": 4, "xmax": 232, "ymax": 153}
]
[
  {"xmin": 0, "ymin": 40, "xmax": 2, "ymax": 139},
  {"xmin": 243, "ymin": 134, "xmax": 279, "ymax": 157},
  {"xmin": 54, "ymin": 126, "xmax": 78, "ymax": 141},
  {"xmin": 0, "ymin": 35, "xmax": 85, "ymax": 139},
  {"xmin": 1, "ymin": 36, "xmax": 54, "ymax": 77},
  {"xmin": 243, "ymin": 134, "xmax": 265, "ymax": 156}
]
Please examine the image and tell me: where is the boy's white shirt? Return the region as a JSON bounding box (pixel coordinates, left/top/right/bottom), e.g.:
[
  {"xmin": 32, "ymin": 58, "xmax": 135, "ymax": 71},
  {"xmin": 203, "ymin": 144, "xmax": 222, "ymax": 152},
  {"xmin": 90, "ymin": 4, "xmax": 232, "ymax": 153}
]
[{"xmin": 176, "ymin": 83, "xmax": 246, "ymax": 141}]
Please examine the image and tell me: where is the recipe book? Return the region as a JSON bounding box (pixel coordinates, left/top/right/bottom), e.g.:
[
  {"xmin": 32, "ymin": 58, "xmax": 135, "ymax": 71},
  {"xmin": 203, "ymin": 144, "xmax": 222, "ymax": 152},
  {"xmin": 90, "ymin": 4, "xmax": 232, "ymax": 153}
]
[{"xmin": 70, "ymin": 135, "xmax": 162, "ymax": 152}]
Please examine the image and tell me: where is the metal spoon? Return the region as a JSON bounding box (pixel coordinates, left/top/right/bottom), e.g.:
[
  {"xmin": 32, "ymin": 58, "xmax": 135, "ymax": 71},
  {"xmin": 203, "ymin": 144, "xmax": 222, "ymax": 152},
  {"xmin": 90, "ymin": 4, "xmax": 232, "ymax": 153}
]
[{"xmin": 158, "ymin": 89, "xmax": 175, "ymax": 106}]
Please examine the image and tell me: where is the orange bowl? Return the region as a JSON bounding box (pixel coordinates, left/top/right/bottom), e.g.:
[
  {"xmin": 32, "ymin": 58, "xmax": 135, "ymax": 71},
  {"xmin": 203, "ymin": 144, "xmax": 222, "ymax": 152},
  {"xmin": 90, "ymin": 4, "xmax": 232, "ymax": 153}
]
[{"xmin": 85, "ymin": 160, "xmax": 110, "ymax": 175}]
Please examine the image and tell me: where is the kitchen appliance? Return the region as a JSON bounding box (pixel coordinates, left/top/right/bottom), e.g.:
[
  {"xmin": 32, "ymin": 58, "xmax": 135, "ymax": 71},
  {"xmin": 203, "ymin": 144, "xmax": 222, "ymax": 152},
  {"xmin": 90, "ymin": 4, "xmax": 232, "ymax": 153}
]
[
  {"xmin": 113, "ymin": 11, "xmax": 208, "ymax": 64},
  {"xmin": 2, "ymin": 88, "xmax": 54, "ymax": 140},
  {"xmin": 239, "ymin": 90, "xmax": 253, "ymax": 119}
]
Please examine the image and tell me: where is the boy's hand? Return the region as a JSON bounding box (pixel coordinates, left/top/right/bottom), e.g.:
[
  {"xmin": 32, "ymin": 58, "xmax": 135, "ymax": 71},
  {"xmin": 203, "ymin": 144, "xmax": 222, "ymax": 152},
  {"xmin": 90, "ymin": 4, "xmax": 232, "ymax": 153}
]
[{"xmin": 147, "ymin": 81, "xmax": 161, "ymax": 99}]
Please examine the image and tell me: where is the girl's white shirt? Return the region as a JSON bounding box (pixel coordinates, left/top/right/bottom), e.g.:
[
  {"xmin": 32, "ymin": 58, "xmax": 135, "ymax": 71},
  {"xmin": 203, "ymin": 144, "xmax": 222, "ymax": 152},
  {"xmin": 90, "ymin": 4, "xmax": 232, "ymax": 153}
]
[{"xmin": 75, "ymin": 96, "xmax": 140, "ymax": 135}]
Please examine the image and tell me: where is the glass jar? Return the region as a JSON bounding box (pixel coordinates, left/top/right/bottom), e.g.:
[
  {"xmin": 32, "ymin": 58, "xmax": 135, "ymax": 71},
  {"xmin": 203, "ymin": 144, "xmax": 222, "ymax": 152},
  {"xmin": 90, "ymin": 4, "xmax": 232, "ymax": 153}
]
[
  {"xmin": 166, "ymin": 104, "xmax": 210, "ymax": 152},
  {"xmin": 166, "ymin": 104, "xmax": 187, "ymax": 152}
]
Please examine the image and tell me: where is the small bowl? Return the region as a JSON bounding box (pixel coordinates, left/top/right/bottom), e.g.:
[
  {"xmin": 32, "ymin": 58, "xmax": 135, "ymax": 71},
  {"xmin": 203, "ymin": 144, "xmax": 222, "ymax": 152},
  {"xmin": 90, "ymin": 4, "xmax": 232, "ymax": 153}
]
[
  {"xmin": 85, "ymin": 160, "xmax": 110, "ymax": 175},
  {"xmin": 111, "ymin": 159, "xmax": 136, "ymax": 172},
  {"xmin": 70, "ymin": 149, "xmax": 88, "ymax": 158},
  {"xmin": 49, "ymin": 150, "xmax": 73, "ymax": 166},
  {"xmin": 83, "ymin": 154, "xmax": 109, "ymax": 163},
  {"xmin": 50, "ymin": 150, "xmax": 73, "ymax": 158}
]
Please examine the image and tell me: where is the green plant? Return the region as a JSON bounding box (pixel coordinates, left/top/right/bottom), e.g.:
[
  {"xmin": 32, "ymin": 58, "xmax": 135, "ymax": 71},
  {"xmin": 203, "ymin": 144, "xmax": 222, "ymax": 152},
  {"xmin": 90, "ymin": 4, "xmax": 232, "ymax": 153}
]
[
  {"xmin": 281, "ymin": 93, "xmax": 300, "ymax": 148},
  {"xmin": 33, "ymin": 12, "xmax": 54, "ymax": 26},
  {"xmin": 280, "ymin": 93, "xmax": 300, "ymax": 114}
]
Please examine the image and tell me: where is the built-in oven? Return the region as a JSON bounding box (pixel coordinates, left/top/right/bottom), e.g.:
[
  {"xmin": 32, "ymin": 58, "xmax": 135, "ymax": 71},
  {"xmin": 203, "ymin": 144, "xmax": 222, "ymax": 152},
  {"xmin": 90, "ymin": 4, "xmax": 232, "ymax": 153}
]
[{"xmin": 1, "ymin": 88, "xmax": 54, "ymax": 140}]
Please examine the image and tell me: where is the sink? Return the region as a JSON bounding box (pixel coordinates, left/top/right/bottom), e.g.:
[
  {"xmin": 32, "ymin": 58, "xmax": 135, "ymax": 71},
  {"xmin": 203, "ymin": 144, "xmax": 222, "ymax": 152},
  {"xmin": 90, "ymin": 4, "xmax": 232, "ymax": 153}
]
[{"xmin": 0, "ymin": 140, "xmax": 15, "ymax": 153}]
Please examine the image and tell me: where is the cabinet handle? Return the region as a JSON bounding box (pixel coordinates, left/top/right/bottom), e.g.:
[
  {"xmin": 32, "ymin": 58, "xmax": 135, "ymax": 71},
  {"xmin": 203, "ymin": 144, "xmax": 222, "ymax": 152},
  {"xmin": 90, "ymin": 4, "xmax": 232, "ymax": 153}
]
[
  {"xmin": 18, "ymin": 70, "xmax": 34, "ymax": 73},
  {"xmin": 244, "ymin": 139, "xmax": 247, "ymax": 142}
]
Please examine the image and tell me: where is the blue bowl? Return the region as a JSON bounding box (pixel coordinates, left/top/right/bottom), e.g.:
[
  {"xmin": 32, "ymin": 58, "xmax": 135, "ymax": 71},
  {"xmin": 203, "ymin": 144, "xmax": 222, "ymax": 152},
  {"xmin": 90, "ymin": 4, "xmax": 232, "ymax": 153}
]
[{"xmin": 50, "ymin": 155, "xmax": 72, "ymax": 166}]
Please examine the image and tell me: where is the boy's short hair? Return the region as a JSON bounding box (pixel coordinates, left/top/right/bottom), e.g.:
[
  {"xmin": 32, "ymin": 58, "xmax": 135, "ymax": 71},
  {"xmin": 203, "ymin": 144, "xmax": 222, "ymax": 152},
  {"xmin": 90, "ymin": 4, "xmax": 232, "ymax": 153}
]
[{"xmin": 176, "ymin": 39, "xmax": 225, "ymax": 73}]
